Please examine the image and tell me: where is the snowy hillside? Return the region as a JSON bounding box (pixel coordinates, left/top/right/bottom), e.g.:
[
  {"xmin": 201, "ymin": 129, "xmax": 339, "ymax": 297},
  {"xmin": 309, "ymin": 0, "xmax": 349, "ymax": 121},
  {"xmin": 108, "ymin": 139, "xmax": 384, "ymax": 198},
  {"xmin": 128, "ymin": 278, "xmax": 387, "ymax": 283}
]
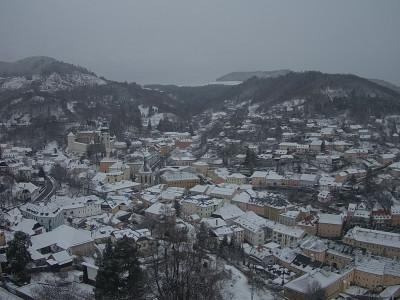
[{"xmin": 0, "ymin": 73, "xmax": 106, "ymax": 92}]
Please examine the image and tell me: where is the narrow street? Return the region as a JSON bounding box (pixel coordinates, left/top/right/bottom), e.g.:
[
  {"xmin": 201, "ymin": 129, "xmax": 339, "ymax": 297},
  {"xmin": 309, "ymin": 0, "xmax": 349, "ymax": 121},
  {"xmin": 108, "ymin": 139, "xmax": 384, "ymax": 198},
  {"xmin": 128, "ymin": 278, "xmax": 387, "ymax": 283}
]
[{"xmin": 34, "ymin": 175, "xmax": 56, "ymax": 202}]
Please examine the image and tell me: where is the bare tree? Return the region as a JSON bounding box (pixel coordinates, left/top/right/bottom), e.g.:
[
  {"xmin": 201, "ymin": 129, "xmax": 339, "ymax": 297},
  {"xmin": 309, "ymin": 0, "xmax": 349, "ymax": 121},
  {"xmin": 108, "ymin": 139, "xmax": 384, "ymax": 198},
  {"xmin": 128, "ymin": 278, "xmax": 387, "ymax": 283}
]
[
  {"xmin": 306, "ymin": 280, "xmax": 325, "ymax": 300},
  {"xmin": 144, "ymin": 226, "xmax": 229, "ymax": 300},
  {"xmin": 50, "ymin": 163, "xmax": 68, "ymax": 189},
  {"xmin": 0, "ymin": 175, "xmax": 15, "ymax": 208}
]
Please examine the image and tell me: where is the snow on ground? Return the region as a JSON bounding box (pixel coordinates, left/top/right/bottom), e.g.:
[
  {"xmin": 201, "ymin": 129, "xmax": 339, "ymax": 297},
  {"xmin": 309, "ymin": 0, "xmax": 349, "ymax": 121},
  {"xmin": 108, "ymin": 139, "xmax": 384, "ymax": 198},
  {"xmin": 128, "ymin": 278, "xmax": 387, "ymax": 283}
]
[
  {"xmin": 0, "ymin": 287, "xmax": 22, "ymax": 300},
  {"xmin": 248, "ymin": 104, "xmax": 260, "ymax": 115},
  {"xmin": 322, "ymin": 87, "xmax": 348, "ymax": 101},
  {"xmin": 281, "ymin": 98, "xmax": 306, "ymax": 108},
  {"xmin": 67, "ymin": 102, "xmax": 75, "ymax": 113},
  {"xmin": 222, "ymin": 264, "xmax": 277, "ymax": 300},
  {"xmin": 149, "ymin": 113, "xmax": 165, "ymax": 126},
  {"xmin": 1, "ymin": 77, "xmax": 30, "ymax": 90},
  {"xmin": 17, "ymin": 271, "xmax": 95, "ymax": 298},
  {"xmin": 40, "ymin": 73, "xmax": 106, "ymax": 92},
  {"xmin": 45, "ymin": 141, "xmax": 58, "ymax": 151},
  {"xmin": 208, "ymin": 81, "xmax": 242, "ymax": 86},
  {"xmin": 138, "ymin": 104, "xmax": 150, "ymax": 117}
]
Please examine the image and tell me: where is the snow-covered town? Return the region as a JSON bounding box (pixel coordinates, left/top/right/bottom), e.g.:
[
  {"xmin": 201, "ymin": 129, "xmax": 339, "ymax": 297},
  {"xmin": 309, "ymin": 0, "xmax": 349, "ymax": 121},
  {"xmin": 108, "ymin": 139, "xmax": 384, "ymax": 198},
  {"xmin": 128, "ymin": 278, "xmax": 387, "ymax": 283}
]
[
  {"xmin": 1, "ymin": 96, "xmax": 400, "ymax": 299},
  {"xmin": 1, "ymin": 2, "xmax": 400, "ymax": 298}
]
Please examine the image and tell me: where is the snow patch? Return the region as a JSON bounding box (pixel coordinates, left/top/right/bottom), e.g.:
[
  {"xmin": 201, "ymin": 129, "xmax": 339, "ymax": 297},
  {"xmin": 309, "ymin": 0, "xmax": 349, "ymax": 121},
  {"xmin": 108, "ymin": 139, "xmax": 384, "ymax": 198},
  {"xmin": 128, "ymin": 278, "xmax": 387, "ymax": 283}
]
[
  {"xmin": 222, "ymin": 264, "xmax": 277, "ymax": 300},
  {"xmin": 40, "ymin": 72, "xmax": 106, "ymax": 92},
  {"xmin": 322, "ymin": 87, "xmax": 348, "ymax": 101}
]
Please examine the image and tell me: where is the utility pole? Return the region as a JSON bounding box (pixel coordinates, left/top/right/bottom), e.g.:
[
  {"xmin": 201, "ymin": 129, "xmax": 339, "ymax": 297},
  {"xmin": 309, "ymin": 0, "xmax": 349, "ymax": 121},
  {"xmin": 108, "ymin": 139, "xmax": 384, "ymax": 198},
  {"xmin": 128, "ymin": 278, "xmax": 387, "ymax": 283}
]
[{"xmin": 251, "ymin": 264, "xmax": 255, "ymax": 300}]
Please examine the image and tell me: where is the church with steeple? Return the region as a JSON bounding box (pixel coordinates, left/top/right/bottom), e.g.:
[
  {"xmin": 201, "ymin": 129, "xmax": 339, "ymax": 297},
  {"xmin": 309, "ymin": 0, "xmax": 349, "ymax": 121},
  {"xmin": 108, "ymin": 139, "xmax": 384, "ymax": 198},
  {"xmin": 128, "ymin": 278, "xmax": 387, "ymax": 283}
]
[{"xmin": 139, "ymin": 156, "xmax": 154, "ymax": 188}]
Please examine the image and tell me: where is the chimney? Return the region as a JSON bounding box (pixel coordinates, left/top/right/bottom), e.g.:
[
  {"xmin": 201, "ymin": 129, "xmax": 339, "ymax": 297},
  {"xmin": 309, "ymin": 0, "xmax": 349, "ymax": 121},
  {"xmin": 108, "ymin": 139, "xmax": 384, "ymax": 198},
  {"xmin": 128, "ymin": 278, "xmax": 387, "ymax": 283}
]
[{"xmin": 311, "ymin": 253, "xmax": 315, "ymax": 262}]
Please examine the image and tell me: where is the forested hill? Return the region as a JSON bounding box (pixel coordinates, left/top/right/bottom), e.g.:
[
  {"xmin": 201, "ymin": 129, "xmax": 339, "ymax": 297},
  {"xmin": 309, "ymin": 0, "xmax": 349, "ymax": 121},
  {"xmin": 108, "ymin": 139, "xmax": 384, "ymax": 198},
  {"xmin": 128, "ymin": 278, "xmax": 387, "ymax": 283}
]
[
  {"xmin": 0, "ymin": 56, "xmax": 96, "ymax": 77},
  {"xmin": 148, "ymin": 71, "xmax": 400, "ymax": 121},
  {"xmin": 0, "ymin": 57, "xmax": 190, "ymax": 149},
  {"xmin": 216, "ymin": 69, "xmax": 291, "ymax": 82},
  {"xmin": 2, "ymin": 56, "xmax": 400, "ymax": 149}
]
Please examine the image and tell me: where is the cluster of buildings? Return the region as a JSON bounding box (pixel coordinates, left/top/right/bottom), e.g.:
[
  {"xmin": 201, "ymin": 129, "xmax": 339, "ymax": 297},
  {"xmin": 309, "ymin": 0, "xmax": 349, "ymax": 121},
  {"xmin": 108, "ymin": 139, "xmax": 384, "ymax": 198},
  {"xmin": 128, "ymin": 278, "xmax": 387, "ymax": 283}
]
[{"xmin": 1, "ymin": 104, "xmax": 400, "ymax": 300}]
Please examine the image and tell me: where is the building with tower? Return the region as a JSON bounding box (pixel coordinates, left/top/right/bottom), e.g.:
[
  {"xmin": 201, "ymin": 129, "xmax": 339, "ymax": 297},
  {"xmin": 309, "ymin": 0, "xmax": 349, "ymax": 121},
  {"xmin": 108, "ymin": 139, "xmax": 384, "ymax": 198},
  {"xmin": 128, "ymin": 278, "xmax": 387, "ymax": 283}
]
[
  {"xmin": 139, "ymin": 156, "xmax": 154, "ymax": 188},
  {"xmin": 67, "ymin": 121, "xmax": 116, "ymax": 155}
]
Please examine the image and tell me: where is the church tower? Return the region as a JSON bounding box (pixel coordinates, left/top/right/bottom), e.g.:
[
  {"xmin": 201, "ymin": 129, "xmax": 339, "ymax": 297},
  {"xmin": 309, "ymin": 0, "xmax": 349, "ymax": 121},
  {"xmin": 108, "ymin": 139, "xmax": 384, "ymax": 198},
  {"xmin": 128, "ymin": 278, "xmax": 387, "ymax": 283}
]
[
  {"xmin": 67, "ymin": 132, "xmax": 75, "ymax": 152},
  {"xmin": 139, "ymin": 156, "xmax": 154, "ymax": 188},
  {"xmin": 99, "ymin": 121, "xmax": 111, "ymax": 155}
]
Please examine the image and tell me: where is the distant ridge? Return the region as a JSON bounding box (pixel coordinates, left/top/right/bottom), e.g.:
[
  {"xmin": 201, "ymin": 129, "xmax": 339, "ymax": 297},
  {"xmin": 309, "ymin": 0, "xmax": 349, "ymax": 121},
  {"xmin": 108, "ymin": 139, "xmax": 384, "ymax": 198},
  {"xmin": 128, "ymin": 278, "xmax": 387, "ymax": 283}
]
[
  {"xmin": 369, "ymin": 78, "xmax": 400, "ymax": 94},
  {"xmin": 216, "ymin": 70, "xmax": 291, "ymax": 82},
  {"xmin": 0, "ymin": 56, "xmax": 95, "ymax": 77}
]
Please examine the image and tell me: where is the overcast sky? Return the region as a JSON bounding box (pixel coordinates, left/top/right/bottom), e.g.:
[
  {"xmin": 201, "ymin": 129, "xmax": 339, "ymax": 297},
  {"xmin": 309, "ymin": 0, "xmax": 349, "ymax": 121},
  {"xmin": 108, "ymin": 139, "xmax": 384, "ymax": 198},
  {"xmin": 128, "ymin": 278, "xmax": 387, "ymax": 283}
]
[{"xmin": 0, "ymin": 1, "xmax": 399, "ymax": 86}]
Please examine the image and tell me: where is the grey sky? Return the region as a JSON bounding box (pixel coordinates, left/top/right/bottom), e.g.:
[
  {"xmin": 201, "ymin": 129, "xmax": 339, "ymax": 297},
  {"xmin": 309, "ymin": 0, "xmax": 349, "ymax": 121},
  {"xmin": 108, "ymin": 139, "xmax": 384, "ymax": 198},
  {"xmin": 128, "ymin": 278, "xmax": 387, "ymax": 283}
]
[{"xmin": 0, "ymin": 0, "xmax": 399, "ymax": 86}]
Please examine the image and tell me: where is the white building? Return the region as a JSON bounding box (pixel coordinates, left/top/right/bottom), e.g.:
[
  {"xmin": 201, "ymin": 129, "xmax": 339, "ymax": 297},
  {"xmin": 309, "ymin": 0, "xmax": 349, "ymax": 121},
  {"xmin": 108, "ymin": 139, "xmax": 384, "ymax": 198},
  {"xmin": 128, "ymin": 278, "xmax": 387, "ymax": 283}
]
[
  {"xmin": 20, "ymin": 202, "xmax": 64, "ymax": 231},
  {"xmin": 272, "ymin": 224, "xmax": 306, "ymax": 247},
  {"xmin": 52, "ymin": 195, "xmax": 103, "ymax": 219},
  {"xmin": 181, "ymin": 196, "xmax": 223, "ymax": 218}
]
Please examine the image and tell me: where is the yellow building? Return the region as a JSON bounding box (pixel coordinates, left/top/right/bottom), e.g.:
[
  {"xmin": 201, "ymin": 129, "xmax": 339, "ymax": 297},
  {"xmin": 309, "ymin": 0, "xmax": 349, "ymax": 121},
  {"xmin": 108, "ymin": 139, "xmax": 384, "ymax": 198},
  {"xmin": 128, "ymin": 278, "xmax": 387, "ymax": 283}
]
[
  {"xmin": 284, "ymin": 269, "xmax": 352, "ymax": 300},
  {"xmin": 317, "ymin": 214, "xmax": 343, "ymax": 238},
  {"xmin": 0, "ymin": 230, "xmax": 5, "ymax": 246},
  {"xmin": 227, "ymin": 173, "xmax": 247, "ymax": 185},
  {"xmin": 352, "ymin": 257, "xmax": 400, "ymax": 290},
  {"xmin": 105, "ymin": 172, "xmax": 124, "ymax": 183},
  {"xmin": 343, "ymin": 227, "xmax": 400, "ymax": 259},
  {"xmin": 193, "ymin": 161, "xmax": 209, "ymax": 175},
  {"xmin": 264, "ymin": 204, "xmax": 287, "ymax": 222},
  {"xmin": 160, "ymin": 171, "xmax": 200, "ymax": 190}
]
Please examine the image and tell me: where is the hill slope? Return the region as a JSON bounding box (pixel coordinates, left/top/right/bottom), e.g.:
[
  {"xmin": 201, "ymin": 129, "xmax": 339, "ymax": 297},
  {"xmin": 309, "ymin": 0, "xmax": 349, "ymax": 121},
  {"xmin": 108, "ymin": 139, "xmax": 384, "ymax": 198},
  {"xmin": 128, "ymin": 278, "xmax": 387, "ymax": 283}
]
[
  {"xmin": 0, "ymin": 57, "xmax": 189, "ymax": 149},
  {"xmin": 216, "ymin": 70, "xmax": 291, "ymax": 82}
]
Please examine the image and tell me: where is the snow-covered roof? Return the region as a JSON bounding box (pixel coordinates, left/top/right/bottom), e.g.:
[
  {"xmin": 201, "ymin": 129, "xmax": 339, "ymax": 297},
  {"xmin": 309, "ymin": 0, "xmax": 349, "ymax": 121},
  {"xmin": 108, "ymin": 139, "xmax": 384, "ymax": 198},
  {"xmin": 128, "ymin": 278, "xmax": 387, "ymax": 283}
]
[
  {"xmin": 145, "ymin": 202, "xmax": 175, "ymax": 216},
  {"xmin": 10, "ymin": 218, "xmax": 43, "ymax": 236},
  {"xmin": 273, "ymin": 224, "xmax": 305, "ymax": 238},
  {"xmin": 189, "ymin": 185, "xmax": 210, "ymax": 194},
  {"xmin": 232, "ymin": 192, "xmax": 251, "ymax": 204},
  {"xmin": 212, "ymin": 203, "xmax": 244, "ymax": 221},
  {"xmin": 30, "ymin": 225, "xmax": 93, "ymax": 252},
  {"xmin": 161, "ymin": 171, "xmax": 199, "ymax": 181},
  {"xmin": 202, "ymin": 217, "xmax": 227, "ymax": 229},
  {"xmin": 284, "ymin": 269, "xmax": 343, "ymax": 292},
  {"xmin": 344, "ymin": 226, "xmax": 400, "ymax": 248},
  {"xmin": 318, "ymin": 213, "xmax": 343, "ymax": 225}
]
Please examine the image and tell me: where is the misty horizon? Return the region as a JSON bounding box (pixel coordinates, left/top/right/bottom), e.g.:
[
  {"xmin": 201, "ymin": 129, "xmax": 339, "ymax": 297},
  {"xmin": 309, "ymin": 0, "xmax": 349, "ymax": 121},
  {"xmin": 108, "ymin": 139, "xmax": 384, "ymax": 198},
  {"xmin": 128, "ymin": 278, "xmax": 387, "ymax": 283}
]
[{"xmin": 1, "ymin": 1, "xmax": 400, "ymax": 86}]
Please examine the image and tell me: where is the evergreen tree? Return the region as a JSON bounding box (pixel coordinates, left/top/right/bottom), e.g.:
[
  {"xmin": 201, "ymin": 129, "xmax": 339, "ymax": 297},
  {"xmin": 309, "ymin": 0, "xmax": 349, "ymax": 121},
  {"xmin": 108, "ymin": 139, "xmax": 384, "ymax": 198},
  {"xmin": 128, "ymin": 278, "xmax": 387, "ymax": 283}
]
[
  {"xmin": 148, "ymin": 105, "xmax": 154, "ymax": 117},
  {"xmin": 188, "ymin": 125, "xmax": 194, "ymax": 136},
  {"xmin": 321, "ymin": 139, "xmax": 326, "ymax": 153},
  {"xmin": 244, "ymin": 148, "xmax": 257, "ymax": 172},
  {"xmin": 147, "ymin": 119, "xmax": 152, "ymax": 131},
  {"xmin": 38, "ymin": 166, "xmax": 46, "ymax": 178},
  {"xmin": 94, "ymin": 241, "xmax": 119, "ymax": 299},
  {"xmin": 6, "ymin": 231, "xmax": 31, "ymax": 283},
  {"xmin": 173, "ymin": 199, "xmax": 181, "ymax": 218},
  {"xmin": 197, "ymin": 222, "xmax": 209, "ymax": 249},
  {"xmin": 113, "ymin": 237, "xmax": 143, "ymax": 298},
  {"xmin": 218, "ymin": 234, "xmax": 229, "ymax": 258},
  {"xmin": 95, "ymin": 237, "xmax": 143, "ymax": 300},
  {"xmin": 349, "ymin": 174, "xmax": 357, "ymax": 185}
]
